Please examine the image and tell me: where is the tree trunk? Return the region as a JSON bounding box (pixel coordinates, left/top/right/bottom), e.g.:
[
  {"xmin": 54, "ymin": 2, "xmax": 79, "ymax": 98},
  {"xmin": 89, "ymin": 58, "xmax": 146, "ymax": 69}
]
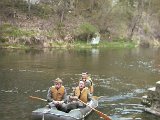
[
  {"xmin": 28, "ymin": 0, "xmax": 31, "ymax": 18},
  {"xmin": 60, "ymin": 10, "xmax": 64, "ymax": 23},
  {"xmin": 128, "ymin": 1, "xmax": 143, "ymax": 41}
]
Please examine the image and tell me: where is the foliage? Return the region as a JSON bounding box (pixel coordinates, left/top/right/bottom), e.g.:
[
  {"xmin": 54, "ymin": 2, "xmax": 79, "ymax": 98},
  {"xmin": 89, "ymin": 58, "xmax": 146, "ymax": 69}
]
[
  {"xmin": 31, "ymin": 3, "xmax": 53, "ymax": 18},
  {"xmin": 73, "ymin": 41, "xmax": 91, "ymax": 48},
  {"xmin": 0, "ymin": 37, "xmax": 8, "ymax": 43},
  {"xmin": 14, "ymin": 0, "xmax": 28, "ymax": 12},
  {"xmin": 5, "ymin": 44, "xmax": 30, "ymax": 49},
  {"xmin": 99, "ymin": 41, "xmax": 135, "ymax": 48},
  {"xmin": 0, "ymin": 23, "xmax": 35, "ymax": 38},
  {"xmin": 75, "ymin": 22, "xmax": 97, "ymax": 41},
  {"xmin": 0, "ymin": 0, "xmax": 160, "ymax": 47},
  {"xmin": 79, "ymin": 22, "xmax": 97, "ymax": 34}
]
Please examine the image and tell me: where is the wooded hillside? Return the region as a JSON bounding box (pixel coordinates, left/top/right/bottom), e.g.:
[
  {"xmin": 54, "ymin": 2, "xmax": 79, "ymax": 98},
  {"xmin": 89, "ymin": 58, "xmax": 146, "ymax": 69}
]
[{"xmin": 0, "ymin": 0, "xmax": 160, "ymax": 48}]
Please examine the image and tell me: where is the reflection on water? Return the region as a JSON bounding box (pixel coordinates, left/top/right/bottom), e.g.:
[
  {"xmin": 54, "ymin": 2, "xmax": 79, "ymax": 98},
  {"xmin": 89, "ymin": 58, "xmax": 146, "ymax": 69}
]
[{"xmin": 0, "ymin": 48, "xmax": 160, "ymax": 120}]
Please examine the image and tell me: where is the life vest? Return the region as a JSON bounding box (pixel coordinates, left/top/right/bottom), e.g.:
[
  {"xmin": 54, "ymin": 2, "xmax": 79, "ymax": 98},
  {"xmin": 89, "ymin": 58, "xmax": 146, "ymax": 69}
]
[
  {"xmin": 74, "ymin": 87, "xmax": 88, "ymax": 103},
  {"xmin": 50, "ymin": 86, "xmax": 65, "ymax": 101}
]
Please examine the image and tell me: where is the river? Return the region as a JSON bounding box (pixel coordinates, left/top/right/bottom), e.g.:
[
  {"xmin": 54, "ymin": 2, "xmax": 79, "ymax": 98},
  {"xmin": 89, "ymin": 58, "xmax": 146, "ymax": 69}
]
[{"xmin": 0, "ymin": 47, "xmax": 160, "ymax": 120}]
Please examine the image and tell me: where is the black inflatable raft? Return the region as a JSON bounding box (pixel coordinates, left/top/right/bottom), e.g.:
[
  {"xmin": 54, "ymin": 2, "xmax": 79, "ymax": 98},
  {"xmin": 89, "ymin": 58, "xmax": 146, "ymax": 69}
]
[{"xmin": 32, "ymin": 98, "xmax": 98, "ymax": 120}]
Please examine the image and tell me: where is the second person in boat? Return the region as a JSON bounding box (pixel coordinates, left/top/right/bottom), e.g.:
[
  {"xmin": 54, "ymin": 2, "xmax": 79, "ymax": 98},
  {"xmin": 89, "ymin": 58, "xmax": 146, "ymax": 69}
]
[{"xmin": 63, "ymin": 80, "xmax": 92, "ymax": 112}]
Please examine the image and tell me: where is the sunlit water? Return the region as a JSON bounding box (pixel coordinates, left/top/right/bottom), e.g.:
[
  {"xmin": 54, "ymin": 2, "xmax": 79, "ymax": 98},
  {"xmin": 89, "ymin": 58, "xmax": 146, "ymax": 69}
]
[{"xmin": 0, "ymin": 47, "xmax": 160, "ymax": 120}]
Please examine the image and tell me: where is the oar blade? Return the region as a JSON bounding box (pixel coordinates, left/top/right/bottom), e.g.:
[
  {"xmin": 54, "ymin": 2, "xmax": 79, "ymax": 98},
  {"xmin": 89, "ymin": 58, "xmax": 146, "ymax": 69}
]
[
  {"xmin": 92, "ymin": 96, "xmax": 104, "ymax": 100},
  {"xmin": 96, "ymin": 110, "xmax": 111, "ymax": 120},
  {"xmin": 78, "ymin": 98, "xmax": 111, "ymax": 120},
  {"xmin": 29, "ymin": 96, "xmax": 47, "ymax": 102}
]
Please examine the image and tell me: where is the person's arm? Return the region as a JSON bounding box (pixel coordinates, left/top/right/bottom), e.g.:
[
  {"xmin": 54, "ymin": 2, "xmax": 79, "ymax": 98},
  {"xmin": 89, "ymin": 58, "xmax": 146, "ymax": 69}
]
[
  {"xmin": 47, "ymin": 87, "xmax": 53, "ymax": 102},
  {"xmin": 68, "ymin": 88, "xmax": 78, "ymax": 101},
  {"xmin": 87, "ymin": 92, "xmax": 92, "ymax": 102},
  {"xmin": 61, "ymin": 88, "xmax": 67, "ymax": 103}
]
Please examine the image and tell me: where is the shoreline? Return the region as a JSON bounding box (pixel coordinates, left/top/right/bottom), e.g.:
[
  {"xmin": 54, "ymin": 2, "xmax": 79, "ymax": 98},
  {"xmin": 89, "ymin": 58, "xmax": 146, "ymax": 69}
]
[{"xmin": 0, "ymin": 41, "xmax": 136, "ymax": 50}]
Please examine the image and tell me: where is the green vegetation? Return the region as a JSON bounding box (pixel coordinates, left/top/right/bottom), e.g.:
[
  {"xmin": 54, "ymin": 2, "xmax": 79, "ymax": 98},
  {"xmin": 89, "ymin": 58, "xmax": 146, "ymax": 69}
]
[
  {"xmin": 5, "ymin": 44, "xmax": 30, "ymax": 49},
  {"xmin": 74, "ymin": 22, "xmax": 98, "ymax": 42},
  {"xmin": 0, "ymin": 40, "xmax": 135, "ymax": 49},
  {"xmin": 31, "ymin": 3, "xmax": 54, "ymax": 18},
  {"xmin": 99, "ymin": 41, "xmax": 135, "ymax": 48},
  {"xmin": 48, "ymin": 40, "xmax": 135, "ymax": 49},
  {"xmin": 0, "ymin": 23, "xmax": 35, "ymax": 37},
  {"xmin": 79, "ymin": 23, "xmax": 97, "ymax": 36},
  {"xmin": 0, "ymin": 0, "xmax": 160, "ymax": 49}
]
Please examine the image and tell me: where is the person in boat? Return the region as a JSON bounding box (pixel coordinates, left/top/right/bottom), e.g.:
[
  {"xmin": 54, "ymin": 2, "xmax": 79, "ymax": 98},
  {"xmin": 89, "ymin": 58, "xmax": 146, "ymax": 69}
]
[
  {"xmin": 81, "ymin": 72, "xmax": 94, "ymax": 95},
  {"xmin": 47, "ymin": 78, "xmax": 67, "ymax": 110},
  {"xmin": 63, "ymin": 80, "xmax": 92, "ymax": 112}
]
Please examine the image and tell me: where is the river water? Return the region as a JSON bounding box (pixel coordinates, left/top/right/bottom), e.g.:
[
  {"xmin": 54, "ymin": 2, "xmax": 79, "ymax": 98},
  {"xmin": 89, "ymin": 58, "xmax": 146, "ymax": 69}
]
[{"xmin": 0, "ymin": 47, "xmax": 160, "ymax": 120}]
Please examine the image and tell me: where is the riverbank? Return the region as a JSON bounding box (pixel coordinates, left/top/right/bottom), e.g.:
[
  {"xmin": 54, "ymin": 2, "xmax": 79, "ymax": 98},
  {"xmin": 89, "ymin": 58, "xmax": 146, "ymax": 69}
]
[
  {"xmin": 142, "ymin": 81, "xmax": 160, "ymax": 117},
  {"xmin": 0, "ymin": 41, "xmax": 136, "ymax": 50}
]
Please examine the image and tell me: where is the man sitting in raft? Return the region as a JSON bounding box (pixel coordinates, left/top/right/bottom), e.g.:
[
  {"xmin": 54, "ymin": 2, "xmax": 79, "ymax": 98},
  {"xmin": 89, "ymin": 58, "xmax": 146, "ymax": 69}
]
[
  {"xmin": 81, "ymin": 72, "xmax": 94, "ymax": 95},
  {"xmin": 63, "ymin": 80, "xmax": 91, "ymax": 112},
  {"xmin": 47, "ymin": 78, "xmax": 67, "ymax": 111}
]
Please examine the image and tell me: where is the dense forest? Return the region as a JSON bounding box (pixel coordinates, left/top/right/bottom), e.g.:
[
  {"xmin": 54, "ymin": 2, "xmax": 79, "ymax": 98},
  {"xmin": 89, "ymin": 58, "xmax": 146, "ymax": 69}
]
[{"xmin": 0, "ymin": 0, "xmax": 160, "ymax": 48}]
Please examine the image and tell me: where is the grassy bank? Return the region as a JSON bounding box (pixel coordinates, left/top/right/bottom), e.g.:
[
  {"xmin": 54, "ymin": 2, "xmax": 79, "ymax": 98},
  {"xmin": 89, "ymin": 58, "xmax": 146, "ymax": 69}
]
[
  {"xmin": 0, "ymin": 40, "xmax": 136, "ymax": 49},
  {"xmin": 0, "ymin": 23, "xmax": 135, "ymax": 49}
]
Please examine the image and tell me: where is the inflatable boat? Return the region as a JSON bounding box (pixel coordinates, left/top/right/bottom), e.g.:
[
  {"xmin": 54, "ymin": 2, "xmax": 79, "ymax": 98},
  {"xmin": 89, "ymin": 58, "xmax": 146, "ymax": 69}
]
[{"xmin": 32, "ymin": 98, "xmax": 98, "ymax": 120}]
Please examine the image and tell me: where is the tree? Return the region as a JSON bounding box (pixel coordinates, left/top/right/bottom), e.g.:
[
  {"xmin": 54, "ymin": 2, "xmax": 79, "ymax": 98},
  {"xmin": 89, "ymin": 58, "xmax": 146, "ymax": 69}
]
[{"xmin": 27, "ymin": 0, "xmax": 31, "ymax": 18}]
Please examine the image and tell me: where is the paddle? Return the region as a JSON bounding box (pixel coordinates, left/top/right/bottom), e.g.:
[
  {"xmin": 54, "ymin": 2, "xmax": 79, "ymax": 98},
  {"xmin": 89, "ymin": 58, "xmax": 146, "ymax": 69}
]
[
  {"xmin": 29, "ymin": 96, "xmax": 50, "ymax": 120},
  {"xmin": 29, "ymin": 96, "xmax": 47, "ymax": 102},
  {"xmin": 92, "ymin": 96, "xmax": 103, "ymax": 100},
  {"xmin": 29, "ymin": 95, "xmax": 102, "ymax": 101},
  {"xmin": 77, "ymin": 98, "xmax": 111, "ymax": 120}
]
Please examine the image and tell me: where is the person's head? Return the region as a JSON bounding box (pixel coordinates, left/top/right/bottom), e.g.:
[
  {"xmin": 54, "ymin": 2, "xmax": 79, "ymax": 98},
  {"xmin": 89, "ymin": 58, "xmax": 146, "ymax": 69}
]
[
  {"xmin": 53, "ymin": 78, "xmax": 63, "ymax": 89},
  {"xmin": 81, "ymin": 72, "xmax": 88, "ymax": 80},
  {"xmin": 79, "ymin": 80, "xmax": 85, "ymax": 90}
]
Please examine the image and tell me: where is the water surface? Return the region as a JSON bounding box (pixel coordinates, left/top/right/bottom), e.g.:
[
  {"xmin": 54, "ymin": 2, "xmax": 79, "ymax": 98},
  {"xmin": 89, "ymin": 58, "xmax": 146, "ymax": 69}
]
[{"xmin": 0, "ymin": 47, "xmax": 160, "ymax": 120}]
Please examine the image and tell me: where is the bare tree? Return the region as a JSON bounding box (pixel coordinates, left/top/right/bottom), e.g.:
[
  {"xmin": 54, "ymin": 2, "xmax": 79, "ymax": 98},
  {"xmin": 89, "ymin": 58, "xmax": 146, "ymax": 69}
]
[
  {"xmin": 27, "ymin": 0, "xmax": 31, "ymax": 18},
  {"xmin": 128, "ymin": 0, "xmax": 143, "ymax": 40}
]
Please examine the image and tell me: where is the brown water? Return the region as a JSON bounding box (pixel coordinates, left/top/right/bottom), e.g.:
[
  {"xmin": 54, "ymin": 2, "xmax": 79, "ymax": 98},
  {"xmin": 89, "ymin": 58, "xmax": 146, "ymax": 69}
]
[{"xmin": 0, "ymin": 47, "xmax": 160, "ymax": 120}]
